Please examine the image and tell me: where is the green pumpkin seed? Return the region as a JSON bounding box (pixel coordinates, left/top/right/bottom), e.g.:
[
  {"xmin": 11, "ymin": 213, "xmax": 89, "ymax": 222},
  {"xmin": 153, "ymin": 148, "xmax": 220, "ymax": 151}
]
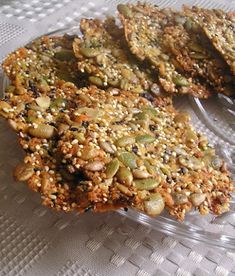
[
  {"xmin": 105, "ymin": 159, "xmax": 120, "ymax": 178},
  {"xmin": 190, "ymin": 193, "xmax": 206, "ymax": 206},
  {"xmin": 116, "ymin": 167, "xmax": 133, "ymax": 186},
  {"xmin": 136, "ymin": 134, "xmax": 155, "ymax": 144},
  {"xmin": 56, "ymin": 71, "xmax": 76, "ymax": 83},
  {"xmin": 89, "ymin": 76, "xmax": 104, "ymax": 87},
  {"xmin": 116, "ymin": 183, "xmax": 132, "ymax": 196},
  {"xmin": 78, "ymin": 94, "xmax": 92, "ymax": 103},
  {"xmin": 81, "ymin": 147, "xmax": 100, "ymax": 160},
  {"xmin": 74, "ymin": 132, "xmax": 86, "ymax": 143},
  {"xmin": 100, "ymin": 141, "xmax": 116, "ymax": 154},
  {"xmin": 190, "ymin": 52, "xmax": 208, "ymax": 59},
  {"xmin": 185, "ymin": 129, "xmax": 198, "ymax": 142},
  {"xmin": 144, "ymin": 160, "xmax": 156, "ymax": 175},
  {"xmin": 116, "ymin": 136, "xmax": 135, "ymax": 147},
  {"xmin": 50, "ymin": 98, "xmax": 66, "ymax": 109},
  {"xmin": 184, "ymin": 19, "xmax": 200, "ymax": 32},
  {"xmin": 160, "ymin": 166, "xmax": 170, "ymax": 176},
  {"xmin": 188, "ymin": 42, "xmax": 204, "ymax": 53},
  {"xmin": 117, "ymin": 4, "xmax": 132, "ymax": 18},
  {"xmin": 134, "ymin": 178, "xmax": 160, "ymax": 191},
  {"xmin": 142, "ymin": 107, "xmax": 158, "ymax": 118},
  {"xmin": 14, "ymin": 163, "xmax": 34, "ymax": 182},
  {"xmin": 118, "ymin": 152, "xmax": 137, "ymax": 169},
  {"xmin": 28, "ymin": 124, "xmax": 54, "ymax": 139},
  {"xmin": 144, "ymin": 193, "xmax": 165, "ymax": 216},
  {"xmin": 174, "ymin": 113, "xmax": 189, "ymax": 123},
  {"xmin": 173, "ymin": 76, "xmax": 189, "ymax": 86},
  {"xmin": 134, "ymin": 112, "xmax": 148, "ymax": 120},
  {"xmin": 0, "ymin": 101, "xmax": 11, "ymax": 118},
  {"xmin": 54, "ymin": 49, "xmax": 74, "ymax": 61},
  {"xmin": 35, "ymin": 96, "xmax": 51, "ymax": 109},
  {"xmin": 80, "ymin": 47, "xmax": 101, "ymax": 58},
  {"xmin": 178, "ymin": 155, "xmax": 203, "ymax": 170},
  {"xmin": 173, "ymin": 193, "xmax": 188, "ymax": 204}
]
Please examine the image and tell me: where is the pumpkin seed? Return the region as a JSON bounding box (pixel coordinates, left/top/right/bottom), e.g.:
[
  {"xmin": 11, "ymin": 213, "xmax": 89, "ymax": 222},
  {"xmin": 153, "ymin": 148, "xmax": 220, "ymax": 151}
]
[
  {"xmin": 144, "ymin": 193, "xmax": 165, "ymax": 216},
  {"xmin": 133, "ymin": 169, "xmax": 150, "ymax": 179},
  {"xmin": 75, "ymin": 107, "xmax": 101, "ymax": 119},
  {"xmin": 134, "ymin": 112, "xmax": 148, "ymax": 120},
  {"xmin": 185, "ymin": 129, "xmax": 198, "ymax": 142},
  {"xmin": 54, "ymin": 49, "xmax": 74, "ymax": 61},
  {"xmin": 14, "ymin": 163, "xmax": 34, "ymax": 181},
  {"xmin": 116, "ymin": 183, "xmax": 132, "ymax": 196},
  {"xmin": 85, "ymin": 161, "xmax": 104, "ymax": 171},
  {"xmin": 188, "ymin": 42, "xmax": 204, "ymax": 53},
  {"xmin": 190, "ymin": 193, "xmax": 206, "ymax": 206},
  {"xmin": 116, "ymin": 167, "xmax": 133, "ymax": 186},
  {"xmin": 211, "ymin": 157, "xmax": 222, "ymax": 170},
  {"xmin": 118, "ymin": 152, "xmax": 137, "ymax": 169},
  {"xmin": 74, "ymin": 132, "xmax": 86, "ymax": 143},
  {"xmin": 78, "ymin": 94, "xmax": 92, "ymax": 103},
  {"xmin": 58, "ymin": 123, "xmax": 69, "ymax": 135},
  {"xmin": 173, "ymin": 193, "xmax": 188, "ymax": 204},
  {"xmin": 35, "ymin": 96, "xmax": 51, "ymax": 109},
  {"xmin": 172, "ymin": 76, "xmax": 189, "ymax": 86},
  {"xmin": 134, "ymin": 178, "xmax": 160, "ymax": 191},
  {"xmin": 117, "ymin": 4, "xmax": 132, "ymax": 18},
  {"xmin": 81, "ymin": 146, "xmax": 100, "ymax": 160},
  {"xmin": 142, "ymin": 107, "xmax": 158, "ymax": 118},
  {"xmin": 100, "ymin": 141, "xmax": 116, "ymax": 154},
  {"xmin": 116, "ymin": 136, "xmax": 135, "ymax": 147},
  {"xmin": 174, "ymin": 113, "xmax": 189, "ymax": 123},
  {"xmin": 190, "ymin": 52, "xmax": 208, "ymax": 59},
  {"xmin": 80, "ymin": 47, "xmax": 101, "ymax": 58},
  {"xmin": 89, "ymin": 76, "xmax": 104, "ymax": 87},
  {"xmin": 105, "ymin": 159, "xmax": 120, "ymax": 178},
  {"xmin": 0, "ymin": 101, "xmax": 11, "ymax": 118},
  {"xmin": 136, "ymin": 134, "xmax": 155, "ymax": 144},
  {"xmin": 28, "ymin": 124, "xmax": 54, "ymax": 139},
  {"xmin": 50, "ymin": 98, "xmax": 66, "ymax": 110},
  {"xmin": 178, "ymin": 155, "xmax": 203, "ymax": 170},
  {"xmin": 184, "ymin": 19, "xmax": 200, "ymax": 32}
]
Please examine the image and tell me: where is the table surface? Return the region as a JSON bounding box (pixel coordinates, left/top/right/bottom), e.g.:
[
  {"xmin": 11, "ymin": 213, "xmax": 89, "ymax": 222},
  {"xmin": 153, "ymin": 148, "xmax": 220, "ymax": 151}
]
[{"xmin": 0, "ymin": 1, "xmax": 235, "ymax": 276}]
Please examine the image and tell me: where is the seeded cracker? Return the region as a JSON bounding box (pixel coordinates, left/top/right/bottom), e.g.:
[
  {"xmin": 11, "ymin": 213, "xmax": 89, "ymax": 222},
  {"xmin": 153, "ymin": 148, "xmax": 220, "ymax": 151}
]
[
  {"xmin": 118, "ymin": 3, "xmax": 211, "ymax": 98},
  {"xmin": 183, "ymin": 6, "xmax": 235, "ymax": 75},
  {"xmin": 0, "ymin": 30, "xmax": 234, "ymax": 220},
  {"xmin": 162, "ymin": 16, "xmax": 235, "ymax": 96},
  {"xmin": 73, "ymin": 17, "xmax": 161, "ymax": 95},
  {"xmin": 55, "ymin": 85, "xmax": 233, "ymax": 220}
]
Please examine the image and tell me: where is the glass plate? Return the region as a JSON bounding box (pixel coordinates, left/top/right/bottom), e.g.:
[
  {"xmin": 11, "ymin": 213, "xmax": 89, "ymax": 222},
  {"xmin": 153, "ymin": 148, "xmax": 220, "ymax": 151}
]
[{"xmin": 0, "ymin": 4, "xmax": 235, "ymax": 250}]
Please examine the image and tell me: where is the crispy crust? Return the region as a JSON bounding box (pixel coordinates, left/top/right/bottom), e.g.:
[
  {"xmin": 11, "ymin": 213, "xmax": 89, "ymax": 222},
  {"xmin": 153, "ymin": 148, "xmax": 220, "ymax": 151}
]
[
  {"xmin": 118, "ymin": 3, "xmax": 211, "ymax": 98},
  {"xmin": 183, "ymin": 6, "xmax": 235, "ymax": 75},
  {"xmin": 163, "ymin": 23, "xmax": 235, "ymax": 96},
  {"xmin": 73, "ymin": 17, "xmax": 161, "ymax": 94}
]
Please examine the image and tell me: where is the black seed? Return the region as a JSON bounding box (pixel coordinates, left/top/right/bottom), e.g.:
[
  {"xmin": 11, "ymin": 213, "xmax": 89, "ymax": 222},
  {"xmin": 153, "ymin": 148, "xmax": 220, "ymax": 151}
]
[
  {"xmin": 132, "ymin": 145, "xmax": 138, "ymax": 154},
  {"xmin": 82, "ymin": 121, "xmax": 89, "ymax": 128},
  {"xmin": 71, "ymin": 127, "xmax": 78, "ymax": 131},
  {"xmin": 149, "ymin": 124, "xmax": 157, "ymax": 131},
  {"xmin": 179, "ymin": 167, "xmax": 187, "ymax": 174},
  {"xmin": 142, "ymin": 93, "xmax": 154, "ymax": 102},
  {"xmin": 124, "ymin": 207, "xmax": 128, "ymax": 212}
]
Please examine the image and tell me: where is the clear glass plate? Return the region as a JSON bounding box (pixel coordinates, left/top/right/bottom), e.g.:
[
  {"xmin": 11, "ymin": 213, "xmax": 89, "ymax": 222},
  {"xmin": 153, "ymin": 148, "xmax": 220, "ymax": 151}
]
[{"xmin": 0, "ymin": 6, "xmax": 235, "ymax": 250}]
